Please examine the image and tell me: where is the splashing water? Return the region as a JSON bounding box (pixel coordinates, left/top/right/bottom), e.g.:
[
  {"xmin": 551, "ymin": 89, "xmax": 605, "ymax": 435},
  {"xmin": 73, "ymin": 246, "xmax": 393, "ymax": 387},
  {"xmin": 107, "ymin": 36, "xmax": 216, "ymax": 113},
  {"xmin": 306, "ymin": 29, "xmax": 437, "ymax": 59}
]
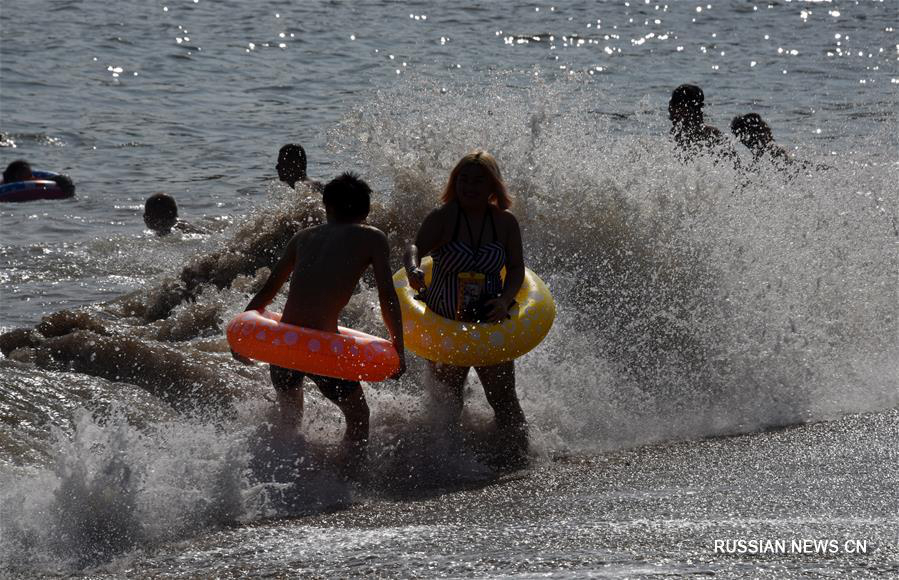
[
  {"xmin": 0, "ymin": 73, "xmax": 896, "ymax": 572},
  {"xmin": 331, "ymin": 73, "xmax": 899, "ymax": 446}
]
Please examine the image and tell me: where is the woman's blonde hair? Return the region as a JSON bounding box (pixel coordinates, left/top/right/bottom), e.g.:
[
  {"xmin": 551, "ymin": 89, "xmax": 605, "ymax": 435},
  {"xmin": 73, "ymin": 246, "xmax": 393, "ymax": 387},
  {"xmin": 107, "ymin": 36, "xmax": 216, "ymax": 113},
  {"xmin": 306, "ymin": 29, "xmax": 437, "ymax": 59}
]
[{"xmin": 441, "ymin": 149, "xmax": 512, "ymax": 210}]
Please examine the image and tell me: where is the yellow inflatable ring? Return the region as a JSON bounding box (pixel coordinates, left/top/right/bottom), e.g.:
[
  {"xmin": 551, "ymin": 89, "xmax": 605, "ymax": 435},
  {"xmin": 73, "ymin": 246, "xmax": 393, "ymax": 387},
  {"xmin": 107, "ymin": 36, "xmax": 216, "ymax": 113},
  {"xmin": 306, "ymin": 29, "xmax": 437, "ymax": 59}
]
[
  {"xmin": 227, "ymin": 310, "xmax": 399, "ymax": 381},
  {"xmin": 393, "ymin": 257, "xmax": 555, "ymax": 366}
]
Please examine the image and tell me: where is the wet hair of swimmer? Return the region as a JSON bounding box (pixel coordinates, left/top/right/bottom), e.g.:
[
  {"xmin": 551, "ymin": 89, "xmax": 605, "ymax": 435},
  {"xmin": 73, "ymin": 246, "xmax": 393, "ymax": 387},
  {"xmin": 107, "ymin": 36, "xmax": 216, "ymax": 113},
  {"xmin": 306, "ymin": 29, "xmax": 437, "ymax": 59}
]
[
  {"xmin": 668, "ymin": 83, "xmax": 705, "ymax": 122},
  {"xmin": 277, "ymin": 143, "xmax": 307, "ymax": 184},
  {"xmin": 3, "ymin": 159, "xmax": 33, "ymax": 183},
  {"xmin": 322, "ymin": 172, "xmax": 371, "ymax": 222},
  {"xmin": 730, "ymin": 113, "xmax": 775, "ymax": 150},
  {"xmin": 144, "ymin": 192, "xmax": 179, "ymax": 233}
]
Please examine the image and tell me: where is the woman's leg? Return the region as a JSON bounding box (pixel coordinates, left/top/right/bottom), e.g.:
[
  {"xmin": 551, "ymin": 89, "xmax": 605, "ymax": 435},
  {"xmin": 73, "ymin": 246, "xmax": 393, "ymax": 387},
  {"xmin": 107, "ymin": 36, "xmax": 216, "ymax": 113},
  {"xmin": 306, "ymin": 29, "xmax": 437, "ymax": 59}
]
[
  {"xmin": 427, "ymin": 361, "xmax": 470, "ymax": 429},
  {"xmin": 474, "ymin": 361, "xmax": 528, "ymax": 455}
]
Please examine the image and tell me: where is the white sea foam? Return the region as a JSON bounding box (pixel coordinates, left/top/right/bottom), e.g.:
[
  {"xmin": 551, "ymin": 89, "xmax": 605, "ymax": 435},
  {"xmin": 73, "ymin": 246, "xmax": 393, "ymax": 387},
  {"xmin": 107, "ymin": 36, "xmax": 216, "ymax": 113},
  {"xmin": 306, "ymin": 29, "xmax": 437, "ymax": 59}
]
[{"xmin": 1, "ymin": 68, "xmax": 896, "ymax": 576}]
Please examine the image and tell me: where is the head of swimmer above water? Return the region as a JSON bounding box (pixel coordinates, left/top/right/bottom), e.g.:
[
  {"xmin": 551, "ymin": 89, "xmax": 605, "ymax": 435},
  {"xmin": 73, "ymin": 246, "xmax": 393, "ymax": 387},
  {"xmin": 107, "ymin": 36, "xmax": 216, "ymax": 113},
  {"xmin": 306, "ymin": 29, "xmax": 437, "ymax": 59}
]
[
  {"xmin": 442, "ymin": 149, "xmax": 512, "ymax": 212},
  {"xmin": 730, "ymin": 113, "xmax": 775, "ymax": 154},
  {"xmin": 668, "ymin": 84, "xmax": 706, "ymax": 128},
  {"xmin": 323, "ymin": 172, "xmax": 371, "ymax": 224},
  {"xmin": 144, "ymin": 192, "xmax": 179, "ymax": 235},
  {"xmin": 276, "ymin": 143, "xmax": 307, "ymax": 187},
  {"xmin": 2, "ymin": 160, "xmax": 33, "ymax": 183}
]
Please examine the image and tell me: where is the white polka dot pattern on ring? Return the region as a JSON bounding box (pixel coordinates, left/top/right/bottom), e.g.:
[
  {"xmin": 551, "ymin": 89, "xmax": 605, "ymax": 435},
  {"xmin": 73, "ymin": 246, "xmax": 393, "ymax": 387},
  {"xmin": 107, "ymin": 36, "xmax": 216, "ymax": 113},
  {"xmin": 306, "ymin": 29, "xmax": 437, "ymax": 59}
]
[{"xmin": 392, "ymin": 258, "xmax": 555, "ymax": 366}]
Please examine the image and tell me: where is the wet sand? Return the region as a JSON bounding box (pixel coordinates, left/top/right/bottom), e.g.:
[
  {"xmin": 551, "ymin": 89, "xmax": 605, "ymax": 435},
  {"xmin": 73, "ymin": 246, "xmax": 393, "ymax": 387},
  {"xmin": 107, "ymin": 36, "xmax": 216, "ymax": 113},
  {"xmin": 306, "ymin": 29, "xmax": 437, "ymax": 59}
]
[{"xmin": 109, "ymin": 408, "xmax": 898, "ymax": 578}]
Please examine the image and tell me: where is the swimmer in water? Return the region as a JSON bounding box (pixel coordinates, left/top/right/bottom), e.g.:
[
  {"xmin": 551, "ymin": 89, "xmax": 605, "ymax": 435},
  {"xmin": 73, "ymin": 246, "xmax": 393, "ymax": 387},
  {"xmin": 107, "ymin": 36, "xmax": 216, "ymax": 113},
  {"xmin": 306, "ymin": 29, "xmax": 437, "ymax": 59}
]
[
  {"xmin": 277, "ymin": 143, "xmax": 324, "ymax": 192},
  {"xmin": 668, "ymin": 84, "xmax": 737, "ymax": 163},
  {"xmin": 730, "ymin": 113, "xmax": 828, "ymax": 174},
  {"xmin": 143, "ymin": 192, "xmax": 207, "ymax": 236},
  {"xmin": 731, "ymin": 113, "xmax": 793, "ymax": 168},
  {"xmin": 239, "ymin": 172, "xmax": 406, "ymax": 469},
  {"xmin": 2, "ymin": 159, "xmax": 75, "ymax": 196}
]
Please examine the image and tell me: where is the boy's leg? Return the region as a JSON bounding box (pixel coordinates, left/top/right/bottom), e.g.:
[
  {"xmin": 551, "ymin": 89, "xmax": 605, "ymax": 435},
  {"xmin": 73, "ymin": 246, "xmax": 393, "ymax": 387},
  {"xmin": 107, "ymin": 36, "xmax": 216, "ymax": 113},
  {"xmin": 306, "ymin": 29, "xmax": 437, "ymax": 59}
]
[
  {"xmin": 310, "ymin": 376, "xmax": 369, "ymax": 475},
  {"xmin": 310, "ymin": 376, "xmax": 369, "ymax": 444},
  {"xmin": 269, "ymin": 365, "xmax": 305, "ymax": 432},
  {"xmin": 474, "ymin": 361, "xmax": 528, "ymax": 456}
]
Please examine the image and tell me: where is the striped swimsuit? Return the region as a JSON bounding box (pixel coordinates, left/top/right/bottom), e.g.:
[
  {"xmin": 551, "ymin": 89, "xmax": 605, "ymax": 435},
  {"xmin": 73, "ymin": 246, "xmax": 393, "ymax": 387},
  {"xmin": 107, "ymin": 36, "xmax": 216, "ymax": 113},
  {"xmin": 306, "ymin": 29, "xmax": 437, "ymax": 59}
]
[{"xmin": 424, "ymin": 204, "xmax": 506, "ymax": 320}]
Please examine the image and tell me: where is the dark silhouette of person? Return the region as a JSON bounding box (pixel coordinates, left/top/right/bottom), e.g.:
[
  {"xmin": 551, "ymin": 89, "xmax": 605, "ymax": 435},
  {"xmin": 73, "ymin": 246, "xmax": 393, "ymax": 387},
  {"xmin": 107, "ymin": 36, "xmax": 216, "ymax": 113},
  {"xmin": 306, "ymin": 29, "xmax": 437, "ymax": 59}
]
[
  {"xmin": 730, "ymin": 113, "xmax": 829, "ymax": 174},
  {"xmin": 403, "ymin": 150, "xmax": 529, "ymax": 467},
  {"xmin": 239, "ymin": 172, "xmax": 406, "ymax": 470},
  {"xmin": 730, "ymin": 113, "xmax": 792, "ymax": 167},
  {"xmin": 276, "ymin": 144, "xmax": 323, "ymax": 191},
  {"xmin": 2, "ymin": 160, "xmax": 33, "ymax": 183},
  {"xmin": 2, "ymin": 159, "xmax": 75, "ymax": 195},
  {"xmin": 668, "ymin": 84, "xmax": 736, "ymax": 162},
  {"xmin": 143, "ymin": 192, "xmax": 206, "ymax": 236}
]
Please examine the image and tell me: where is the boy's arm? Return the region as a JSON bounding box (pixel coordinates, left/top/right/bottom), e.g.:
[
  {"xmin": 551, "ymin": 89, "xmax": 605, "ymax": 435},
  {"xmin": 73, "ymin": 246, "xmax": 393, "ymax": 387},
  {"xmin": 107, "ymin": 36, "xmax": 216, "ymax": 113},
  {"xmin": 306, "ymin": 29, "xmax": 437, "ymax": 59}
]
[
  {"xmin": 244, "ymin": 235, "xmax": 298, "ymax": 311},
  {"xmin": 174, "ymin": 220, "xmax": 209, "ymax": 235},
  {"xmin": 51, "ymin": 174, "xmax": 75, "ymax": 196},
  {"xmin": 231, "ymin": 236, "xmax": 296, "ymax": 364},
  {"xmin": 371, "ymin": 230, "xmax": 406, "ymax": 379}
]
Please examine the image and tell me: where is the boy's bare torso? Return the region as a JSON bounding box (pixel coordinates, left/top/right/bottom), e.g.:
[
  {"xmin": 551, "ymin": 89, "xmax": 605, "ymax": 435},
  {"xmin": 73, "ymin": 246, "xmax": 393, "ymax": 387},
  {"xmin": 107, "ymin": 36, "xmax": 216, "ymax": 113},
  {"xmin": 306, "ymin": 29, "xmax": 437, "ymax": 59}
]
[{"xmin": 281, "ymin": 223, "xmax": 380, "ymax": 332}]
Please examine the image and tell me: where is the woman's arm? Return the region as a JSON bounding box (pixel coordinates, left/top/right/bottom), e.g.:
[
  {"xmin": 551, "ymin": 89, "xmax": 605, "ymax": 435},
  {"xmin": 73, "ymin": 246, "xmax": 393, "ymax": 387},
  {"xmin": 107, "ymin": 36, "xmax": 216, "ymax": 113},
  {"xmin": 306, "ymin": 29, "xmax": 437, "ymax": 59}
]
[
  {"xmin": 484, "ymin": 211, "xmax": 524, "ymax": 323},
  {"xmin": 403, "ymin": 208, "xmax": 446, "ymax": 291}
]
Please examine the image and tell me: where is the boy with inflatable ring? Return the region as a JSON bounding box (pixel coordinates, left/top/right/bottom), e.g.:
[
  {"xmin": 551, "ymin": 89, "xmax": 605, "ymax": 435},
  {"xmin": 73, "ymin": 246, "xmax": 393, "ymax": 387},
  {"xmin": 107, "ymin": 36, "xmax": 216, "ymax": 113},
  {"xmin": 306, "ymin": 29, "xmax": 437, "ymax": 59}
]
[
  {"xmin": 404, "ymin": 150, "xmax": 529, "ymax": 467},
  {"xmin": 2, "ymin": 159, "xmax": 75, "ymax": 198},
  {"xmin": 237, "ymin": 172, "xmax": 406, "ymax": 467}
]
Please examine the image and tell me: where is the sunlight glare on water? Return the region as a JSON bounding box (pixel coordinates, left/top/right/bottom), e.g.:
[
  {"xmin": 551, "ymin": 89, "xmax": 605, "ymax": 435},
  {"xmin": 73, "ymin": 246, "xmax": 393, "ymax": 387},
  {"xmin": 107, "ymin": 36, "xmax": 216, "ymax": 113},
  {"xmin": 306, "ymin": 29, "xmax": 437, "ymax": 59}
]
[{"xmin": 0, "ymin": 0, "xmax": 896, "ymax": 576}]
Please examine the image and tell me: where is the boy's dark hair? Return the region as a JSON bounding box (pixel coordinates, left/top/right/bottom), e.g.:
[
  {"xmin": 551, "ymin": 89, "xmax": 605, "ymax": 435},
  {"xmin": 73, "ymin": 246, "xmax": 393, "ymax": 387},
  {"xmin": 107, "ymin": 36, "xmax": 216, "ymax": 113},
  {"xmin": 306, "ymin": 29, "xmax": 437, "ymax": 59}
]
[
  {"xmin": 322, "ymin": 172, "xmax": 371, "ymax": 221},
  {"xmin": 144, "ymin": 192, "xmax": 178, "ymax": 219},
  {"xmin": 730, "ymin": 113, "xmax": 773, "ymax": 148},
  {"xmin": 668, "ymin": 84, "xmax": 704, "ymax": 121},
  {"xmin": 3, "ymin": 159, "xmax": 32, "ymax": 183},
  {"xmin": 670, "ymin": 84, "xmax": 704, "ymax": 108},
  {"xmin": 278, "ymin": 143, "xmax": 307, "ymax": 171}
]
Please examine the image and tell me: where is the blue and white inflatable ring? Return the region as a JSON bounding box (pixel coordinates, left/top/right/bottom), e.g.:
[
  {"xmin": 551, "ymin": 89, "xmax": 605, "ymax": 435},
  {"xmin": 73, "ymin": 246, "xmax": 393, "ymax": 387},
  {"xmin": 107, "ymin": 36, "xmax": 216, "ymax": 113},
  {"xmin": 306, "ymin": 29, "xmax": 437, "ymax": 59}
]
[{"xmin": 0, "ymin": 170, "xmax": 74, "ymax": 203}]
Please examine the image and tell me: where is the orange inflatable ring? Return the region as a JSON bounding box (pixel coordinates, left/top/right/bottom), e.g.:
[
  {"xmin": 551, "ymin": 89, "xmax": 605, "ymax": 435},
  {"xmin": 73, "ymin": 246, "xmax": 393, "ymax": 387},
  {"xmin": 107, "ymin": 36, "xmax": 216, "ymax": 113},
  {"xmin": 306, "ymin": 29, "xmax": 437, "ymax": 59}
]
[{"xmin": 227, "ymin": 310, "xmax": 399, "ymax": 381}]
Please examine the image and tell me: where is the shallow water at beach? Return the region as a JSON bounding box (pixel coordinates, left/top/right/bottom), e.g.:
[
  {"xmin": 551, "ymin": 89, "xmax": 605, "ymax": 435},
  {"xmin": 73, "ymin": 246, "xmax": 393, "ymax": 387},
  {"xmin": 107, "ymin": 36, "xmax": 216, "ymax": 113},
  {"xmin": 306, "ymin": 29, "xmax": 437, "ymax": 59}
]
[{"xmin": 1, "ymin": 0, "xmax": 897, "ymax": 576}]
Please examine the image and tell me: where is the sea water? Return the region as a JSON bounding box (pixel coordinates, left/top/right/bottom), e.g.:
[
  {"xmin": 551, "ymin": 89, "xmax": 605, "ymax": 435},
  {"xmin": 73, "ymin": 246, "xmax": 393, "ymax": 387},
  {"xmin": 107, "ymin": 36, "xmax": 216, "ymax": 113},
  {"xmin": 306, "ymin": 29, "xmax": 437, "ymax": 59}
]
[{"xmin": 1, "ymin": 1, "xmax": 897, "ymax": 576}]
